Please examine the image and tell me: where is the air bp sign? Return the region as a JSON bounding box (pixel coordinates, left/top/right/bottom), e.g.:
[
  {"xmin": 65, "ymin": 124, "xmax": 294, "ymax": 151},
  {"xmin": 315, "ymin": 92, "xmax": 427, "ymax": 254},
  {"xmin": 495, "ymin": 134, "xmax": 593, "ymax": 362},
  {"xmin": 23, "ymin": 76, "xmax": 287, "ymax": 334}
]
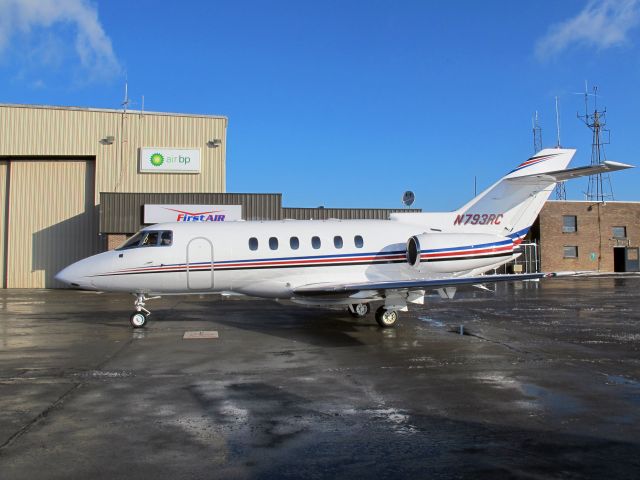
[{"xmin": 139, "ymin": 148, "xmax": 201, "ymax": 173}]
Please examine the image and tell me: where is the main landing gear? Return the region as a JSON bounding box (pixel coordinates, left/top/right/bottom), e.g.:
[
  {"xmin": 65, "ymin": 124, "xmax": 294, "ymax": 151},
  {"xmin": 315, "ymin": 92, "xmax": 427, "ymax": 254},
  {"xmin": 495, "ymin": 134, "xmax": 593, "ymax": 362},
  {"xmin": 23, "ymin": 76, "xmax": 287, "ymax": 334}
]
[
  {"xmin": 348, "ymin": 303, "xmax": 399, "ymax": 328},
  {"xmin": 375, "ymin": 306, "xmax": 398, "ymax": 328},
  {"xmin": 348, "ymin": 303, "xmax": 370, "ymax": 318},
  {"xmin": 129, "ymin": 293, "xmax": 156, "ymax": 329}
]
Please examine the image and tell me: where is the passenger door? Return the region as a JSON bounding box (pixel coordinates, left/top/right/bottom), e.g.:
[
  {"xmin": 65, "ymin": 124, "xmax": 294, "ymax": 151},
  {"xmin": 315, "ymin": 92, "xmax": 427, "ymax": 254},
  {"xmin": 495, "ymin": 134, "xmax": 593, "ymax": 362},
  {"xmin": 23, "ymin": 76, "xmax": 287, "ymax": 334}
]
[{"xmin": 187, "ymin": 237, "xmax": 214, "ymax": 290}]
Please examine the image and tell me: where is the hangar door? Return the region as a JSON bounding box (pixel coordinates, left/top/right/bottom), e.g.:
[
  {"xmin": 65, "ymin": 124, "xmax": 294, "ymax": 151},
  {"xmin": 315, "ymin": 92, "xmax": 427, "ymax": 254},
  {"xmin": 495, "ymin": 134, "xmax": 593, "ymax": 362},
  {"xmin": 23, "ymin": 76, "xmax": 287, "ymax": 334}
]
[
  {"xmin": 0, "ymin": 161, "xmax": 7, "ymax": 288},
  {"xmin": 2, "ymin": 159, "xmax": 99, "ymax": 288}
]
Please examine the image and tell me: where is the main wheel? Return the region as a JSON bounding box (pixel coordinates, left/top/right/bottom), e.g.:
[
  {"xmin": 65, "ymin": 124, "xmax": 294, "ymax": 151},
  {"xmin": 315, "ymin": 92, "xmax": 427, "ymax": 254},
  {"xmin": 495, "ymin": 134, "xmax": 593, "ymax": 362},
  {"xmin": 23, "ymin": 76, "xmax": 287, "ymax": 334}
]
[
  {"xmin": 130, "ymin": 312, "xmax": 148, "ymax": 328},
  {"xmin": 348, "ymin": 303, "xmax": 370, "ymax": 318},
  {"xmin": 375, "ymin": 307, "xmax": 398, "ymax": 328}
]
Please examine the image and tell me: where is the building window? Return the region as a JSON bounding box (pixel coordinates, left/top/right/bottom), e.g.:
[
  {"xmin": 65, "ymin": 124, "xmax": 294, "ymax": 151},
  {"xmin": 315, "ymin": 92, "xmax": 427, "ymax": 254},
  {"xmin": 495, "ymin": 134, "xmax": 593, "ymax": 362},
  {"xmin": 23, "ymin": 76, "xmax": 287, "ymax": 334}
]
[
  {"xmin": 334, "ymin": 236, "xmax": 343, "ymax": 248},
  {"xmin": 269, "ymin": 237, "xmax": 279, "ymax": 250},
  {"xmin": 249, "ymin": 237, "xmax": 258, "ymax": 251},
  {"xmin": 311, "ymin": 236, "xmax": 321, "ymax": 249},
  {"xmin": 563, "ymin": 246, "xmax": 578, "ymax": 258},
  {"xmin": 290, "ymin": 236, "xmax": 299, "ymax": 250},
  {"xmin": 562, "ymin": 215, "xmax": 577, "ymax": 233},
  {"xmin": 354, "ymin": 235, "xmax": 364, "ymax": 248},
  {"xmin": 612, "ymin": 226, "xmax": 627, "ymax": 239}
]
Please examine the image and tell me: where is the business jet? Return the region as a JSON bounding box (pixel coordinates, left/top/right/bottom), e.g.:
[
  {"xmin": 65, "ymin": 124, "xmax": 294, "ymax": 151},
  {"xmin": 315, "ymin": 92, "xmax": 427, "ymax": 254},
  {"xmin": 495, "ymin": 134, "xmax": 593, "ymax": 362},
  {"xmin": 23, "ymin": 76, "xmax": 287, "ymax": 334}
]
[{"xmin": 56, "ymin": 148, "xmax": 631, "ymax": 328}]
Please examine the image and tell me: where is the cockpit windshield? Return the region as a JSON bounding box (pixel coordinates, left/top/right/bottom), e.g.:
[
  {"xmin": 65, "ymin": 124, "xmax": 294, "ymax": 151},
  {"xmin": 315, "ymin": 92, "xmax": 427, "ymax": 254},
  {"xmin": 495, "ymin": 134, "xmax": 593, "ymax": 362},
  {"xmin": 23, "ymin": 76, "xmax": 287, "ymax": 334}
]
[{"xmin": 116, "ymin": 230, "xmax": 173, "ymax": 250}]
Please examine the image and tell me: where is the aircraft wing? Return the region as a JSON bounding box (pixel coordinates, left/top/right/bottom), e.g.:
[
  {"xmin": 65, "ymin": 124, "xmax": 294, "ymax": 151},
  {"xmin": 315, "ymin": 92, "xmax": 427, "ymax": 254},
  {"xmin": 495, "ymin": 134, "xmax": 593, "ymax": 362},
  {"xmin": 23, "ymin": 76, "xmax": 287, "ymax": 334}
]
[
  {"xmin": 507, "ymin": 161, "xmax": 633, "ymax": 183},
  {"xmin": 293, "ymin": 272, "xmax": 565, "ymax": 297}
]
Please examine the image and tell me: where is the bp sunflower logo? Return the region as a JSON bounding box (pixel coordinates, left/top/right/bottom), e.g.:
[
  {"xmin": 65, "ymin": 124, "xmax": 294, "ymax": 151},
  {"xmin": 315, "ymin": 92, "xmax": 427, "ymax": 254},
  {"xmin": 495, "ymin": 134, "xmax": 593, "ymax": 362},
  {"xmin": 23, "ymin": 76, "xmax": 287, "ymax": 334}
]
[{"xmin": 149, "ymin": 153, "xmax": 164, "ymax": 167}]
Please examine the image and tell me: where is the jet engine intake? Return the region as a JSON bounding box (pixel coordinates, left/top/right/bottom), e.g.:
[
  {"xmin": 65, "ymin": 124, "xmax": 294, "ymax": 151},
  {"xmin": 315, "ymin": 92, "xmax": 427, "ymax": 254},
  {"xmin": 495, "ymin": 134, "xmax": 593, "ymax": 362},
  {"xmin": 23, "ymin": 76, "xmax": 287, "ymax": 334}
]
[{"xmin": 406, "ymin": 232, "xmax": 515, "ymax": 273}]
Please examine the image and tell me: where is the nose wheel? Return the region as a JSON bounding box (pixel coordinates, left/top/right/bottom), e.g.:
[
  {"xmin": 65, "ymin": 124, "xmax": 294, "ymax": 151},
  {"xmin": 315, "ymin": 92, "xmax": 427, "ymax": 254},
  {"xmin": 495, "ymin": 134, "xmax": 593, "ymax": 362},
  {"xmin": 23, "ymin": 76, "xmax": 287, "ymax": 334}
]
[
  {"xmin": 130, "ymin": 293, "xmax": 158, "ymax": 328},
  {"xmin": 130, "ymin": 311, "xmax": 148, "ymax": 328}
]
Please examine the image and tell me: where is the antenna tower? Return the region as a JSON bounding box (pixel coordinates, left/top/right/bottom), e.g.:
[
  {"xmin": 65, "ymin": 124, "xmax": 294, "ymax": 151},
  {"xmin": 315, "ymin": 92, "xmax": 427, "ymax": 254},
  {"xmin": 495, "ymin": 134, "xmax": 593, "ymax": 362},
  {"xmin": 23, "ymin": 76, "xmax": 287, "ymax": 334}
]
[
  {"xmin": 532, "ymin": 111, "xmax": 542, "ymax": 154},
  {"xmin": 549, "ymin": 100, "xmax": 567, "ymax": 199},
  {"xmin": 578, "ymin": 84, "xmax": 614, "ymax": 202}
]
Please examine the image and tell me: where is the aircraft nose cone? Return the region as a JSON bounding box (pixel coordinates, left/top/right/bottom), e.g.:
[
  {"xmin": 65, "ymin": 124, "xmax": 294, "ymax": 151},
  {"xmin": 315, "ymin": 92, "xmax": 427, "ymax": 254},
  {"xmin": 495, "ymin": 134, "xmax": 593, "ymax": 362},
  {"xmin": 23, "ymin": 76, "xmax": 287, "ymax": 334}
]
[
  {"xmin": 55, "ymin": 265, "xmax": 79, "ymax": 287},
  {"xmin": 55, "ymin": 261, "xmax": 95, "ymax": 289}
]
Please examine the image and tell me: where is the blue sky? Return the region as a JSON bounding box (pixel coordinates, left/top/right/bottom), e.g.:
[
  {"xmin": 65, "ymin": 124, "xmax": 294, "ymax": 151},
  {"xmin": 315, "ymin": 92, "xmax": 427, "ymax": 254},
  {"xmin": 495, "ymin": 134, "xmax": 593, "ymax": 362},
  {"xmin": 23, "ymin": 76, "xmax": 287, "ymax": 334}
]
[{"xmin": 1, "ymin": 0, "xmax": 639, "ymax": 210}]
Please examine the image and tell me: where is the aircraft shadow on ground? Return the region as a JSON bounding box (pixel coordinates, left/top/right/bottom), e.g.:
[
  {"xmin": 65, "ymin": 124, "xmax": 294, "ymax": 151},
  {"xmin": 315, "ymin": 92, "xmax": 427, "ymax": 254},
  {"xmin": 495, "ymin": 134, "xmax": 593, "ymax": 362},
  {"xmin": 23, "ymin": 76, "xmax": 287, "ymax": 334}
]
[{"xmin": 160, "ymin": 297, "xmax": 372, "ymax": 348}]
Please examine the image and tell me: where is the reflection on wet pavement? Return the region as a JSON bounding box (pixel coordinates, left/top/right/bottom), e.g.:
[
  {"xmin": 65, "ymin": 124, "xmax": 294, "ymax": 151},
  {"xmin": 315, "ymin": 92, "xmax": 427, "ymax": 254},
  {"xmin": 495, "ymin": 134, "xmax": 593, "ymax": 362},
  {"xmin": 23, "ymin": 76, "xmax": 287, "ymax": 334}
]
[{"xmin": 0, "ymin": 277, "xmax": 640, "ymax": 478}]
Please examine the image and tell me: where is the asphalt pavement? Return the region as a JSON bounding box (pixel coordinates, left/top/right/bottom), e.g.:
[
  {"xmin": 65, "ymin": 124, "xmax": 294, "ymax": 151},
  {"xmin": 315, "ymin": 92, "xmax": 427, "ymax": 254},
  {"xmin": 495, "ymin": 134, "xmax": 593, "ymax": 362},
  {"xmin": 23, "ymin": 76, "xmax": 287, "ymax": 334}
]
[{"xmin": 1, "ymin": 276, "xmax": 639, "ymax": 479}]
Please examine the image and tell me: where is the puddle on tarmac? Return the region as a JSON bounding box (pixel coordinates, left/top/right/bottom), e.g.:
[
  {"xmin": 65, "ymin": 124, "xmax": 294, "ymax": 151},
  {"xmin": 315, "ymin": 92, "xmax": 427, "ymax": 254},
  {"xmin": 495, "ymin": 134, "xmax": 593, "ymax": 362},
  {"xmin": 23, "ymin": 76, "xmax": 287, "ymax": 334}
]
[{"xmin": 418, "ymin": 316, "xmax": 445, "ymax": 328}]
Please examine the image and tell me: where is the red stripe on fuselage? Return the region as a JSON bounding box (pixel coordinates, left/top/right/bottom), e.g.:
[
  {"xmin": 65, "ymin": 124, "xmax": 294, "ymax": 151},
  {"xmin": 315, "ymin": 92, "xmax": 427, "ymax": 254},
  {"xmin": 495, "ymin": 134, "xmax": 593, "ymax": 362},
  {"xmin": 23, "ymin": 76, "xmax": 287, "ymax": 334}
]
[{"xmin": 421, "ymin": 244, "xmax": 513, "ymax": 259}]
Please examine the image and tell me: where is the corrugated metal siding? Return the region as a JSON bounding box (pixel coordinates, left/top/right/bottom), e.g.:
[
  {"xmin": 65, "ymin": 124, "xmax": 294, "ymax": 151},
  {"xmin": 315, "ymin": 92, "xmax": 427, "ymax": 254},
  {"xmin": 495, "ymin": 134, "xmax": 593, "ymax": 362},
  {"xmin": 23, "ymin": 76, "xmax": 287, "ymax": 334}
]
[
  {"xmin": 282, "ymin": 208, "xmax": 422, "ymax": 220},
  {"xmin": 6, "ymin": 159, "xmax": 100, "ymax": 288},
  {"xmin": 0, "ymin": 104, "xmax": 227, "ymax": 200},
  {"xmin": 100, "ymin": 192, "xmax": 283, "ymax": 233},
  {"xmin": 0, "ymin": 161, "xmax": 7, "ymax": 288}
]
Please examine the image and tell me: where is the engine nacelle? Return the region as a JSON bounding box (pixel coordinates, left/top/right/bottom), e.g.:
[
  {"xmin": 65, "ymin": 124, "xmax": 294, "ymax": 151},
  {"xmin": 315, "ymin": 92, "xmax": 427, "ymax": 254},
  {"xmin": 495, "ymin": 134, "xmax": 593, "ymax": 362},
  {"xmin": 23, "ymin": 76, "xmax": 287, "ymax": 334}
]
[{"xmin": 406, "ymin": 232, "xmax": 515, "ymax": 273}]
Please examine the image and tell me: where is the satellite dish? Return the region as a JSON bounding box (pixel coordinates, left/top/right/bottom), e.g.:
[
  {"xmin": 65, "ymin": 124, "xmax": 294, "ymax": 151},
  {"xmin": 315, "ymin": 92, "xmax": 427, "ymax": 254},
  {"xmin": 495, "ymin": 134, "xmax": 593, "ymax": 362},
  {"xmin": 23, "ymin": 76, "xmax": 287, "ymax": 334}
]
[{"xmin": 402, "ymin": 191, "xmax": 415, "ymax": 207}]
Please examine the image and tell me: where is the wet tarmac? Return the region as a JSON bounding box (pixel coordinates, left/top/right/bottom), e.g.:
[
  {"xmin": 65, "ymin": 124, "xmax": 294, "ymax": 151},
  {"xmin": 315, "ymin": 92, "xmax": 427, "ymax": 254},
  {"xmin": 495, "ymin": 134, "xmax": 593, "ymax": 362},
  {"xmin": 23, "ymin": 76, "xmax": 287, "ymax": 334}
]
[{"xmin": 1, "ymin": 277, "xmax": 639, "ymax": 479}]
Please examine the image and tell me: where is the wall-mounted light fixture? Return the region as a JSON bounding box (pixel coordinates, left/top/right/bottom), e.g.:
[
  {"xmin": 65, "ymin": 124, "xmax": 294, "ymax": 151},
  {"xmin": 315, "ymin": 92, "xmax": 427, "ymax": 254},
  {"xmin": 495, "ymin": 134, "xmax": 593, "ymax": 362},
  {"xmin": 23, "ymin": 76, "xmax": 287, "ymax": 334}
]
[
  {"xmin": 207, "ymin": 139, "xmax": 222, "ymax": 148},
  {"xmin": 100, "ymin": 135, "xmax": 115, "ymax": 145}
]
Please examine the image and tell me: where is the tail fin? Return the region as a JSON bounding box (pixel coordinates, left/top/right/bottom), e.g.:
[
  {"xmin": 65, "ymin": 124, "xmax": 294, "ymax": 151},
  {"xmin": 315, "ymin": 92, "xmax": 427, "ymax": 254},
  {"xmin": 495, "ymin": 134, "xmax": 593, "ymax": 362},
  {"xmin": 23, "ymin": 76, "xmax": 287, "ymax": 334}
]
[
  {"xmin": 452, "ymin": 148, "xmax": 575, "ymax": 241},
  {"xmin": 391, "ymin": 148, "xmax": 632, "ymax": 237}
]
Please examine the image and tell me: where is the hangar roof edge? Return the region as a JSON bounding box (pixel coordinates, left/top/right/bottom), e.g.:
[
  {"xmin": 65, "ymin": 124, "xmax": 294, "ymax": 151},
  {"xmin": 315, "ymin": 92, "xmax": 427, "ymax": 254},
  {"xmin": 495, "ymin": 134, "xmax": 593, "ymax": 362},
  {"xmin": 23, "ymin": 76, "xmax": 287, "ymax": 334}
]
[{"xmin": 0, "ymin": 102, "xmax": 228, "ymax": 121}]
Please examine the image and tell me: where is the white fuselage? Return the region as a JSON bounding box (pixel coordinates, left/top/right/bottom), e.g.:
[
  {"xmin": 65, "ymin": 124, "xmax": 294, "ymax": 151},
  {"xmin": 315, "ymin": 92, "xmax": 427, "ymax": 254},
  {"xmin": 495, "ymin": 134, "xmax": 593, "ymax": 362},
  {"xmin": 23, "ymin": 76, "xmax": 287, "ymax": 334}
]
[{"xmin": 56, "ymin": 218, "xmax": 521, "ymax": 298}]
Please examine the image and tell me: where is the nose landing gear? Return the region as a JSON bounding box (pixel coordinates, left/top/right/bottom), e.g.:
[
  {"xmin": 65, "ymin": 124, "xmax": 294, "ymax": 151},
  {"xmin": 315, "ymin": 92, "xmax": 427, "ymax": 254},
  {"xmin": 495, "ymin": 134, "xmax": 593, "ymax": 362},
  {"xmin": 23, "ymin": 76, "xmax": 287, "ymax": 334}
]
[
  {"xmin": 129, "ymin": 294, "xmax": 158, "ymax": 329},
  {"xmin": 130, "ymin": 311, "xmax": 148, "ymax": 328}
]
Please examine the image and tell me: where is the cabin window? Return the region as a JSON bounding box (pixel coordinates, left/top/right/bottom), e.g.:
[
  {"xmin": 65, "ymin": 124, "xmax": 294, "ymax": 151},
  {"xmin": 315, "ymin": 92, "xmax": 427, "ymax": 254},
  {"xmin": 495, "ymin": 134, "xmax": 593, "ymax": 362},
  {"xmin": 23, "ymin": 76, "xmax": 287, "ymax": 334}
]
[
  {"xmin": 249, "ymin": 237, "xmax": 259, "ymax": 251},
  {"xmin": 354, "ymin": 235, "xmax": 364, "ymax": 248},
  {"xmin": 290, "ymin": 236, "xmax": 300, "ymax": 250},
  {"xmin": 269, "ymin": 237, "xmax": 279, "ymax": 250},
  {"xmin": 312, "ymin": 236, "xmax": 321, "ymax": 249},
  {"xmin": 334, "ymin": 236, "xmax": 343, "ymax": 248}
]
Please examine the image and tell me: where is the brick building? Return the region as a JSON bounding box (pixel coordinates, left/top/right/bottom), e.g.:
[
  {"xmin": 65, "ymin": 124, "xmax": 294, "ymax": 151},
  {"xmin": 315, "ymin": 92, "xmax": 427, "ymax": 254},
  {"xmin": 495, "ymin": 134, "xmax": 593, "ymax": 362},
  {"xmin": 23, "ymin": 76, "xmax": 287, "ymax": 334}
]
[{"xmin": 533, "ymin": 201, "xmax": 640, "ymax": 272}]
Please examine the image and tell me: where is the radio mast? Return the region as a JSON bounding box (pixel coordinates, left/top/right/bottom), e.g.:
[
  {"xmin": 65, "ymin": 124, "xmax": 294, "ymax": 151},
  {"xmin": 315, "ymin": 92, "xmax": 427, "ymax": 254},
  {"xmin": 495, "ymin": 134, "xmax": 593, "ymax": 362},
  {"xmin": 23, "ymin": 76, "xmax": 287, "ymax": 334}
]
[
  {"xmin": 552, "ymin": 99, "xmax": 566, "ymax": 199},
  {"xmin": 578, "ymin": 84, "xmax": 614, "ymax": 202},
  {"xmin": 532, "ymin": 111, "xmax": 542, "ymax": 154}
]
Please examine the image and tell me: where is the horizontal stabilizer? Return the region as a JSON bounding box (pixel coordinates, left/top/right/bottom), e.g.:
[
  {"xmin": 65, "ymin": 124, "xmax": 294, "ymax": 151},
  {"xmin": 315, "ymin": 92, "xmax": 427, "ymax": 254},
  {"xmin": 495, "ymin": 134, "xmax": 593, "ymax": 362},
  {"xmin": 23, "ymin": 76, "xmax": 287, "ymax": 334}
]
[{"xmin": 506, "ymin": 161, "xmax": 633, "ymax": 183}]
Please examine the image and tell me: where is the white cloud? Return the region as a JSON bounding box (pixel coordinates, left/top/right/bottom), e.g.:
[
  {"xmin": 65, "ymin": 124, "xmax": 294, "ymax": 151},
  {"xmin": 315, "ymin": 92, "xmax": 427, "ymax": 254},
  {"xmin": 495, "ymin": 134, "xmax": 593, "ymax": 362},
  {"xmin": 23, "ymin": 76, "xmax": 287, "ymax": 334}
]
[
  {"xmin": 0, "ymin": 0, "xmax": 121, "ymax": 81},
  {"xmin": 535, "ymin": 0, "xmax": 640, "ymax": 60}
]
